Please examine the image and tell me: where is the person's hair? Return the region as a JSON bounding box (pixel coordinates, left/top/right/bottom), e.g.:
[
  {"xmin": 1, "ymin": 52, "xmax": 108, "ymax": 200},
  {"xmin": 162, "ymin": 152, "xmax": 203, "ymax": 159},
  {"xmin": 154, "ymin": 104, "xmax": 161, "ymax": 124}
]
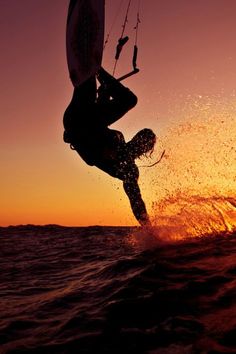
[{"xmin": 128, "ymin": 128, "xmax": 156, "ymax": 159}]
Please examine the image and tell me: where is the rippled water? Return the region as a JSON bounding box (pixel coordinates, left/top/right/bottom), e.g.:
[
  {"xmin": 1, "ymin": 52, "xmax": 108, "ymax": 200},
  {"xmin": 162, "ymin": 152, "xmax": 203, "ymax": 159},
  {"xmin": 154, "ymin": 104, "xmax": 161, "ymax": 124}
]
[{"xmin": 1, "ymin": 224, "xmax": 236, "ymax": 353}]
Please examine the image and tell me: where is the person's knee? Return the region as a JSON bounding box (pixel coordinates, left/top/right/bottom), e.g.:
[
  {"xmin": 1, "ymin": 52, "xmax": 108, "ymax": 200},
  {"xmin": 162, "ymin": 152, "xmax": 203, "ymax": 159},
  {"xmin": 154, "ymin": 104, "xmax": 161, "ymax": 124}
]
[
  {"xmin": 128, "ymin": 91, "xmax": 138, "ymax": 109},
  {"xmin": 122, "ymin": 88, "xmax": 138, "ymax": 110}
]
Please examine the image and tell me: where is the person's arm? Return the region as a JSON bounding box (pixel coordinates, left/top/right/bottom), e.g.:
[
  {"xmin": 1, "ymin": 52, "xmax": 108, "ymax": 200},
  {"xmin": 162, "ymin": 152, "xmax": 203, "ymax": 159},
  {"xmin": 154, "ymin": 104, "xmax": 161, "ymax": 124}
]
[{"xmin": 123, "ymin": 179, "xmax": 151, "ymax": 227}]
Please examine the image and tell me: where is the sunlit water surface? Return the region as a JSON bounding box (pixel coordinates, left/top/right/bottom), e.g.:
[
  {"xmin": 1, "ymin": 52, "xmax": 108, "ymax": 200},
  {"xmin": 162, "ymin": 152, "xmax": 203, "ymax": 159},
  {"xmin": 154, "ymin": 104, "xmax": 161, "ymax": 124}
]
[{"xmin": 1, "ymin": 204, "xmax": 236, "ymax": 354}]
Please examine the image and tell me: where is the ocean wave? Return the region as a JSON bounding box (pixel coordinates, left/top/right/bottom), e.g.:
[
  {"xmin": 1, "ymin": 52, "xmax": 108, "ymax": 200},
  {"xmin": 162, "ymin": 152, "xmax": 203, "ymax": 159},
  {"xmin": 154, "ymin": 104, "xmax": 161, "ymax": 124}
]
[{"xmin": 1, "ymin": 225, "xmax": 236, "ymax": 353}]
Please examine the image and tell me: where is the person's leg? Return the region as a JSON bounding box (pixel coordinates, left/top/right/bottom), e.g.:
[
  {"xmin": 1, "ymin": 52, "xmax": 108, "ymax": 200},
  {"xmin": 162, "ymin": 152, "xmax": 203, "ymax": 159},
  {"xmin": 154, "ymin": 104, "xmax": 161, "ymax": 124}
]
[
  {"xmin": 63, "ymin": 76, "xmax": 97, "ymax": 140},
  {"xmin": 96, "ymin": 68, "xmax": 137, "ymax": 126},
  {"xmin": 71, "ymin": 76, "xmax": 97, "ymax": 106}
]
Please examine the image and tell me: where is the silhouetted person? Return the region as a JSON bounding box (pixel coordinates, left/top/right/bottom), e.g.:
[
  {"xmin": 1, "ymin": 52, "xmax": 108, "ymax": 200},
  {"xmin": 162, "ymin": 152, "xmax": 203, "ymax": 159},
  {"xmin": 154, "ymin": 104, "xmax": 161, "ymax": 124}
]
[{"xmin": 63, "ymin": 68, "xmax": 156, "ymax": 226}]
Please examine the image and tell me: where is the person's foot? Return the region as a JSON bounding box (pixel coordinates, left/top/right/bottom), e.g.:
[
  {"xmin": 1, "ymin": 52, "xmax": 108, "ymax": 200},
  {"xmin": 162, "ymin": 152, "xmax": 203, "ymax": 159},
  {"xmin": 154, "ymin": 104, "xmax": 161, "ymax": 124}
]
[
  {"xmin": 97, "ymin": 67, "xmax": 106, "ymax": 83},
  {"xmin": 97, "ymin": 67, "xmax": 115, "ymax": 84}
]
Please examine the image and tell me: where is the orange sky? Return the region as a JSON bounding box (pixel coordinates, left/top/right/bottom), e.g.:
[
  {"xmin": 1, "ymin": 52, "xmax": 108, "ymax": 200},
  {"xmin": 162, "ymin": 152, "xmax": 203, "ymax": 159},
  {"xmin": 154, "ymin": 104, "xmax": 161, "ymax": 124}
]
[{"xmin": 0, "ymin": 0, "xmax": 235, "ymax": 226}]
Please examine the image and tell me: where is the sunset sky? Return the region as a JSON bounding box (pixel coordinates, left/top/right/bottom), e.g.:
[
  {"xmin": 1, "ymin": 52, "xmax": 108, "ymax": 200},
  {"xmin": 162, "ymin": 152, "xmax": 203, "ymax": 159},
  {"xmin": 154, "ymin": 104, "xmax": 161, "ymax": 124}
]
[{"xmin": 1, "ymin": 0, "xmax": 235, "ymax": 226}]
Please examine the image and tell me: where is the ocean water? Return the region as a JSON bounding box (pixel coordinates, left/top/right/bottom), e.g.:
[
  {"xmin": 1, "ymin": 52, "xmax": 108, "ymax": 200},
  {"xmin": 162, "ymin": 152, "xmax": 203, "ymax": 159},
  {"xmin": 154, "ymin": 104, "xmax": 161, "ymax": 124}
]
[{"xmin": 1, "ymin": 224, "xmax": 236, "ymax": 354}]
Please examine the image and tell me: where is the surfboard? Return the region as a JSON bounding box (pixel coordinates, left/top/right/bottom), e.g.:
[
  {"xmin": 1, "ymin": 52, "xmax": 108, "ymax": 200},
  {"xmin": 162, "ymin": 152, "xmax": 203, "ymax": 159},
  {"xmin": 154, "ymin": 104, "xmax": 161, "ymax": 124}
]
[{"xmin": 66, "ymin": 0, "xmax": 105, "ymax": 87}]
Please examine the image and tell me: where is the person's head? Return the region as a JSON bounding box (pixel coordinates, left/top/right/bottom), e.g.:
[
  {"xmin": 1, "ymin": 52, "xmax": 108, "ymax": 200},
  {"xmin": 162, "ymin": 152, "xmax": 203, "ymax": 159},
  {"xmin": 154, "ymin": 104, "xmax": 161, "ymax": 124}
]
[{"xmin": 128, "ymin": 128, "xmax": 156, "ymax": 159}]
